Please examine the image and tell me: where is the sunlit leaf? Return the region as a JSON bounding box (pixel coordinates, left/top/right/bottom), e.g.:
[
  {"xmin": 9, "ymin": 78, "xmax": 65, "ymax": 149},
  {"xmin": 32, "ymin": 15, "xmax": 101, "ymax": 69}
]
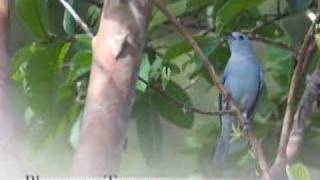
[{"xmin": 286, "ymin": 163, "xmax": 311, "ymax": 180}]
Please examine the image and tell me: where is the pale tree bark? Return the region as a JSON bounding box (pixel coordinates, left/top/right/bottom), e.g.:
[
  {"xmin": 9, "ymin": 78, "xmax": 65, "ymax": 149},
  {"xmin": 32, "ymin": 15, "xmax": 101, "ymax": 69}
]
[
  {"xmin": 0, "ymin": 0, "xmax": 26, "ymax": 177},
  {"xmin": 72, "ymin": 0, "xmax": 153, "ymax": 176},
  {"xmin": 286, "ymin": 68, "xmax": 320, "ymax": 161}
]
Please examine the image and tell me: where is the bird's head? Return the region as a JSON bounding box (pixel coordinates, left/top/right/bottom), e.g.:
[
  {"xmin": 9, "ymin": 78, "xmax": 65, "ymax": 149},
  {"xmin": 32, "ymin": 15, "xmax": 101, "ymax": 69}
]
[{"xmin": 227, "ymin": 32, "xmax": 254, "ymax": 55}]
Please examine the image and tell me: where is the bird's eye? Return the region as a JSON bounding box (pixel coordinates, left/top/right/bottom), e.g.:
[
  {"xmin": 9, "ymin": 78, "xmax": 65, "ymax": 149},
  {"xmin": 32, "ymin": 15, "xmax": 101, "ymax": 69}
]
[{"xmin": 239, "ymin": 35, "xmax": 244, "ymax": 40}]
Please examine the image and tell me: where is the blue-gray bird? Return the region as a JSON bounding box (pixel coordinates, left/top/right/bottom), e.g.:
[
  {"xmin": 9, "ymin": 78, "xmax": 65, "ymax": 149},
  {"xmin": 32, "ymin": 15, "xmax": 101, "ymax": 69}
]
[{"xmin": 213, "ymin": 32, "xmax": 264, "ymax": 170}]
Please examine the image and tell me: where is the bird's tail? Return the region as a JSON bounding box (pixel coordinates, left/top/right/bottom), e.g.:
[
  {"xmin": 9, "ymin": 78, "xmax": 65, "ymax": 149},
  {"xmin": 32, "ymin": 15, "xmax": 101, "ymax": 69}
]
[{"xmin": 213, "ymin": 114, "xmax": 234, "ymax": 171}]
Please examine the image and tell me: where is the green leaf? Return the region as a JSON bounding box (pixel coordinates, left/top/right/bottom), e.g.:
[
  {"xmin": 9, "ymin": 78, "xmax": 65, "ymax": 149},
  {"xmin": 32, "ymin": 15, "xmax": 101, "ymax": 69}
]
[
  {"xmin": 287, "ymin": 0, "xmax": 312, "ymax": 14},
  {"xmin": 149, "ymin": 0, "xmax": 188, "ymax": 31},
  {"xmin": 216, "ymin": 0, "xmax": 265, "ymax": 32},
  {"xmin": 63, "ymin": 0, "xmax": 78, "ymax": 36},
  {"xmin": 69, "ymin": 50, "xmax": 92, "ymax": 82},
  {"xmin": 186, "ymin": 0, "xmax": 212, "ymax": 12},
  {"xmin": 151, "ymin": 81, "xmax": 194, "ymax": 128},
  {"xmin": 165, "ymin": 35, "xmax": 221, "ymax": 61},
  {"xmin": 136, "ymin": 54, "xmax": 151, "ymax": 92},
  {"xmin": 15, "ymin": 0, "xmax": 50, "ymax": 38},
  {"xmin": 87, "ymin": 5, "xmax": 101, "ymax": 26},
  {"xmin": 10, "ymin": 43, "xmax": 37, "ymax": 78},
  {"xmin": 24, "ymin": 43, "xmax": 65, "ymax": 116},
  {"xmin": 264, "ymin": 45, "xmax": 293, "ymax": 100},
  {"xmin": 73, "ymin": 34, "xmax": 92, "ymax": 51},
  {"xmin": 286, "ymin": 163, "xmax": 311, "ymax": 180},
  {"xmin": 132, "ymin": 93, "xmax": 163, "ymax": 166}
]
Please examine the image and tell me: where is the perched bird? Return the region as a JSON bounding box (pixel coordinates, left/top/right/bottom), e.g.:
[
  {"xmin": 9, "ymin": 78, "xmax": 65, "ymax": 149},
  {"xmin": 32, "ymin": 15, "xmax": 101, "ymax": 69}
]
[{"xmin": 213, "ymin": 32, "xmax": 264, "ymax": 170}]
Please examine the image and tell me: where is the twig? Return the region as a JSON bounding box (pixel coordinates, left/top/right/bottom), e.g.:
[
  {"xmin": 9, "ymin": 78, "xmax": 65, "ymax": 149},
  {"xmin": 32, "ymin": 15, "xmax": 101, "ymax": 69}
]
[
  {"xmin": 155, "ymin": 1, "xmax": 270, "ymax": 179},
  {"xmin": 205, "ymin": 29, "xmax": 293, "ymax": 51},
  {"xmin": 274, "ymin": 12, "xmax": 320, "ymax": 165},
  {"xmin": 247, "ymin": 34, "xmax": 294, "ymax": 51},
  {"xmin": 59, "ymin": 0, "xmax": 94, "ymax": 38},
  {"xmin": 251, "ymin": 11, "xmax": 290, "ymax": 33},
  {"xmin": 138, "ymin": 77, "xmax": 229, "ymax": 116}
]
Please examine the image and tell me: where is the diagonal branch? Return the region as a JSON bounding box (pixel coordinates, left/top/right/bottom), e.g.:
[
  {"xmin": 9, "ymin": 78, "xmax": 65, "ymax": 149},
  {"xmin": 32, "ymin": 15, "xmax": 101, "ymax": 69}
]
[
  {"xmin": 247, "ymin": 34, "xmax": 294, "ymax": 51},
  {"xmin": 138, "ymin": 76, "xmax": 230, "ymax": 116},
  {"xmin": 154, "ymin": 0, "xmax": 270, "ymax": 179},
  {"xmin": 59, "ymin": 0, "xmax": 94, "ymax": 38},
  {"xmin": 274, "ymin": 13, "xmax": 320, "ymax": 166}
]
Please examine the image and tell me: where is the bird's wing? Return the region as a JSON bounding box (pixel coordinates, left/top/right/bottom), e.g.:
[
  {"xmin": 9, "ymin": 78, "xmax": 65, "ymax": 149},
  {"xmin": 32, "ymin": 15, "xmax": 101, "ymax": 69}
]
[{"xmin": 247, "ymin": 68, "xmax": 264, "ymax": 121}]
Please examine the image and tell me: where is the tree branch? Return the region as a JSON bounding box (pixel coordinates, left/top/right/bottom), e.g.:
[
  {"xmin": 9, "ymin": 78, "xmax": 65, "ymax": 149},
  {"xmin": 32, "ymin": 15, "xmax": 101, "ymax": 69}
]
[
  {"xmin": 247, "ymin": 33, "xmax": 294, "ymax": 51},
  {"xmin": 155, "ymin": 1, "xmax": 270, "ymax": 179},
  {"xmin": 274, "ymin": 13, "xmax": 320, "ymax": 166},
  {"xmin": 138, "ymin": 76, "xmax": 230, "ymax": 116},
  {"xmin": 286, "ymin": 68, "xmax": 320, "ymax": 161},
  {"xmin": 71, "ymin": 0, "xmax": 153, "ymax": 176}
]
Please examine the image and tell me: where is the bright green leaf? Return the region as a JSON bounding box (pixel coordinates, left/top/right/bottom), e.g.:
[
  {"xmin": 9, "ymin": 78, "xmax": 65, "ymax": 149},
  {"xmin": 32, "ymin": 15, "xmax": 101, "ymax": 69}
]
[{"xmin": 286, "ymin": 163, "xmax": 311, "ymax": 180}]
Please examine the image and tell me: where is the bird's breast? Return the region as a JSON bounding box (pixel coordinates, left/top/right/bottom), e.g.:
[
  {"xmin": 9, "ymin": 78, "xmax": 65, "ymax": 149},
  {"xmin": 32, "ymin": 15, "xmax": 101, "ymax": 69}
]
[{"xmin": 224, "ymin": 63, "xmax": 260, "ymax": 112}]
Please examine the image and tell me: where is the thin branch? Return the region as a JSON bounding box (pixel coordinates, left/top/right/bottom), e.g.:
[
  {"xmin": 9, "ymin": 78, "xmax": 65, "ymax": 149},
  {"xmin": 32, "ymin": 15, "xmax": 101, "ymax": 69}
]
[
  {"xmin": 59, "ymin": 0, "xmax": 94, "ymax": 38},
  {"xmin": 251, "ymin": 11, "xmax": 290, "ymax": 33},
  {"xmin": 138, "ymin": 76, "xmax": 229, "ymax": 116},
  {"xmin": 247, "ymin": 34, "xmax": 294, "ymax": 51},
  {"xmin": 205, "ymin": 29, "xmax": 293, "ymax": 51},
  {"xmin": 155, "ymin": 1, "xmax": 270, "ymax": 179},
  {"xmin": 274, "ymin": 12, "xmax": 320, "ymax": 165}
]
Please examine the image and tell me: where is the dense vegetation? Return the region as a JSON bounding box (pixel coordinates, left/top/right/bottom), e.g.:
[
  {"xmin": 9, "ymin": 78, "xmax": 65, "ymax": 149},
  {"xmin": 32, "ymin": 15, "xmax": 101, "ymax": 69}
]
[{"xmin": 8, "ymin": 0, "xmax": 320, "ymax": 179}]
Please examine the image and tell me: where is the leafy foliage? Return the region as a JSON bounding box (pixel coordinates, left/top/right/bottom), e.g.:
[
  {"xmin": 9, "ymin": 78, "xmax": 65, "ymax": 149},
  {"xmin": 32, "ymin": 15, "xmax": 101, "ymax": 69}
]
[{"xmin": 11, "ymin": 0, "xmax": 320, "ymax": 177}]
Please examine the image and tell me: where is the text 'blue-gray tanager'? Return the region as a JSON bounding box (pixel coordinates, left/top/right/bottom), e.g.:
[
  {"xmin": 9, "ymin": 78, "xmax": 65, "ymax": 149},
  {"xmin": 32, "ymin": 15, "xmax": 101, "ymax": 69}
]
[{"xmin": 213, "ymin": 32, "xmax": 264, "ymax": 170}]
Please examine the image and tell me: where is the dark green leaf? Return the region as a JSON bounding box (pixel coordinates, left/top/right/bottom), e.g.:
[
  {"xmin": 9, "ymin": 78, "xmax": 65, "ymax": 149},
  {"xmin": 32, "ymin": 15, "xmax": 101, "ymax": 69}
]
[
  {"xmin": 69, "ymin": 50, "xmax": 92, "ymax": 82},
  {"xmin": 15, "ymin": 0, "xmax": 50, "ymax": 38},
  {"xmin": 132, "ymin": 93, "xmax": 163, "ymax": 166},
  {"xmin": 151, "ymin": 81, "xmax": 194, "ymax": 128},
  {"xmin": 63, "ymin": 0, "xmax": 78, "ymax": 36},
  {"xmin": 136, "ymin": 54, "xmax": 151, "ymax": 92},
  {"xmin": 287, "ymin": 0, "xmax": 312, "ymax": 14},
  {"xmin": 73, "ymin": 34, "xmax": 92, "ymax": 51},
  {"xmin": 216, "ymin": 0, "xmax": 265, "ymax": 32}
]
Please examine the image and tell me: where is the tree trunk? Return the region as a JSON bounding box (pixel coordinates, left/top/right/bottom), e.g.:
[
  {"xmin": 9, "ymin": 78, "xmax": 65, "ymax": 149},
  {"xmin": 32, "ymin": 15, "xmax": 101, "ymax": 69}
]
[
  {"xmin": 72, "ymin": 0, "xmax": 153, "ymax": 176},
  {"xmin": 0, "ymin": 0, "xmax": 26, "ymax": 177}
]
